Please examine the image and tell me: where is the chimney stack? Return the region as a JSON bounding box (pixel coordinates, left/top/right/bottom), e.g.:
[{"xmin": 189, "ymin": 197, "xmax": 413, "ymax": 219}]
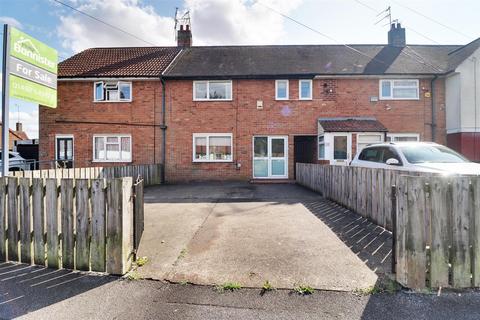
[
  {"xmin": 388, "ymin": 22, "xmax": 406, "ymax": 47},
  {"xmin": 177, "ymin": 24, "xmax": 192, "ymax": 47},
  {"xmin": 16, "ymin": 122, "xmax": 22, "ymax": 132}
]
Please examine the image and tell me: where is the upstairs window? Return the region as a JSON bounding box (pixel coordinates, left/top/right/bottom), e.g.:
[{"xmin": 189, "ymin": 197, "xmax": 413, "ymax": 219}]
[
  {"xmin": 275, "ymin": 80, "xmax": 289, "ymax": 100},
  {"xmin": 299, "ymin": 80, "xmax": 312, "ymax": 100},
  {"xmin": 193, "ymin": 81, "xmax": 232, "ymax": 101},
  {"xmin": 94, "ymin": 81, "xmax": 132, "ymax": 102},
  {"xmin": 380, "ymin": 79, "xmax": 419, "ymax": 100}
]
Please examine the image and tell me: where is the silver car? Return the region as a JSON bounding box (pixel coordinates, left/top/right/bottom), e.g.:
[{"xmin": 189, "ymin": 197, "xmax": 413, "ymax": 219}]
[
  {"xmin": 0, "ymin": 151, "xmax": 30, "ymax": 172},
  {"xmin": 350, "ymin": 142, "xmax": 480, "ymax": 175}
]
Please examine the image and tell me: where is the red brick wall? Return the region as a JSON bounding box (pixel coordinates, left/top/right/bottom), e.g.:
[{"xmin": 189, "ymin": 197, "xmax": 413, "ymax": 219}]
[
  {"xmin": 447, "ymin": 132, "xmax": 480, "ymax": 162},
  {"xmin": 164, "ymin": 78, "xmax": 446, "ymax": 182},
  {"xmin": 39, "ymin": 80, "xmax": 164, "ymax": 168},
  {"xmin": 40, "ymin": 77, "xmax": 446, "ymax": 180}
]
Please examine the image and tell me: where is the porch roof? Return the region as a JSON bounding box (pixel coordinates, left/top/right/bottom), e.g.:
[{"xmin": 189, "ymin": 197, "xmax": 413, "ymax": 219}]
[{"xmin": 318, "ymin": 117, "xmax": 388, "ymax": 132}]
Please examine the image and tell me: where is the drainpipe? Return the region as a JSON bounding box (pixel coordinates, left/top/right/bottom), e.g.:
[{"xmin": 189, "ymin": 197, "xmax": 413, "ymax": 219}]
[
  {"xmin": 431, "ymin": 75, "xmax": 438, "ymax": 142},
  {"xmin": 160, "ymin": 77, "xmax": 167, "ymax": 183}
]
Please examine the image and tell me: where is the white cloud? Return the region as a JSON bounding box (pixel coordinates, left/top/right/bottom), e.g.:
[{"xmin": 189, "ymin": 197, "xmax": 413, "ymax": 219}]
[
  {"xmin": 9, "ymin": 108, "xmax": 39, "ymax": 140},
  {"xmin": 57, "ymin": 0, "xmax": 175, "ymax": 53},
  {"xmin": 186, "ymin": 0, "xmax": 303, "ymax": 45},
  {"xmin": 57, "ymin": 0, "xmax": 303, "ymax": 53},
  {"xmin": 0, "ymin": 16, "xmax": 22, "ymax": 29}
]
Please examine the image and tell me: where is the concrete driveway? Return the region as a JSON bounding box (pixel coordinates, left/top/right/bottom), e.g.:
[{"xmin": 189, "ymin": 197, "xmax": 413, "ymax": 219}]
[{"xmin": 137, "ymin": 182, "xmax": 382, "ymax": 291}]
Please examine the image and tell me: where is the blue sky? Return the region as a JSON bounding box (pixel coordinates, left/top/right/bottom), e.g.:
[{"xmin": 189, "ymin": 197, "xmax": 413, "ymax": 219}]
[{"xmin": 1, "ymin": 0, "xmax": 479, "ymax": 138}]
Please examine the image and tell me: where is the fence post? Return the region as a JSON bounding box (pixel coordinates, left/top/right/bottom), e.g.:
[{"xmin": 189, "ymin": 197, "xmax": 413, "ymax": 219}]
[{"xmin": 391, "ymin": 185, "xmax": 397, "ymax": 274}]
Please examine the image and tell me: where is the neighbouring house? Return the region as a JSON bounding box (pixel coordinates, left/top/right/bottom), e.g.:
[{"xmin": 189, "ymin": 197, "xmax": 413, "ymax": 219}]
[
  {"xmin": 0, "ymin": 122, "xmax": 29, "ymax": 151},
  {"xmin": 445, "ymin": 38, "xmax": 480, "ymax": 161},
  {"xmin": 39, "ymin": 23, "xmax": 480, "ymax": 181}
]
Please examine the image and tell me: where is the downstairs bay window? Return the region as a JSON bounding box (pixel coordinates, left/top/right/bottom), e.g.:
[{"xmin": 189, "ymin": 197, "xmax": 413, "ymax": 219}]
[
  {"xmin": 193, "ymin": 133, "xmax": 233, "ymax": 162},
  {"xmin": 93, "ymin": 135, "xmax": 132, "ymax": 162}
]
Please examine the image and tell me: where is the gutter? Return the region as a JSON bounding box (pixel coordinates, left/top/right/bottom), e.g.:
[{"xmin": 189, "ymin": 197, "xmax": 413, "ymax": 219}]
[{"xmin": 431, "ymin": 75, "xmax": 438, "ymax": 142}]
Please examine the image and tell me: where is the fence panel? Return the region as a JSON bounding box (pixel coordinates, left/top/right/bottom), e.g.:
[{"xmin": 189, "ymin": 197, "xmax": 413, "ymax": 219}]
[
  {"xmin": 19, "ymin": 178, "xmax": 32, "ymax": 264},
  {"xmin": 75, "ymin": 179, "xmax": 90, "ymax": 271},
  {"xmin": 0, "ymin": 178, "xmax": 6, "ymax": 261},
  {"xmin": 32, "ymin": 178, "xmax": 45, "ymax": 266},
  {"xmin": 134, "ymin": 179, "xmax": 145, "ymax": 251}
]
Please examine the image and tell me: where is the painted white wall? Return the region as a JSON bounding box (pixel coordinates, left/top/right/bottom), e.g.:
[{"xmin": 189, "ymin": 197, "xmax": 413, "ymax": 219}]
[
  {"xmin": 446, "ymin": 47, "xmax": 480, "ymax": 134},
  {"xmin": 445, "ymin": 73, "xmax": 461, "ymax": 132}
]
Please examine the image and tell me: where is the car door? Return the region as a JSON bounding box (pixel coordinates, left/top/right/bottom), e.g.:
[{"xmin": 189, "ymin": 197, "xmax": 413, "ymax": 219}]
[{"xmin": 354, "ymin": 147, "xmax": 384, "ymax": 168}]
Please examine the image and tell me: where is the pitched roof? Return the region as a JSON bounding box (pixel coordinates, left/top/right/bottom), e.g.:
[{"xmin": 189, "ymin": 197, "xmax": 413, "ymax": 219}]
[
  {"xmin": 318, "ymin": 117, "xmax": 387, "ymax": 132},
  {"xmin": 447, "ymin": 38, "xmax": 480, "ymax": 72},
  {"xmin": 165, "ymin": 44, "xmax": 462, "ymax": 79},
  {"xmin": 58, "ymin": 47, "xmax": 181, "ymax": 78}
]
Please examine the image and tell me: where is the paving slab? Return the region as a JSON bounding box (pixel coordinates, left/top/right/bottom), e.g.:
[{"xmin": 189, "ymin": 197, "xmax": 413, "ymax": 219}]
[{"xmin": 138, "ymin": 182, "xmax": 378, "ymax": 291}]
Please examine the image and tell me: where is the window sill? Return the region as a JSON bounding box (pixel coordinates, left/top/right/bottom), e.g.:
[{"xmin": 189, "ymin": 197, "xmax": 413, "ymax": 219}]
[
  {"xmin": 275, "ymin": 98, "xmax": 289, "ymax": 101},
  {"xmin": 93, "ymin": 100, "xmax": 132, "ymax": 103},
  {"xmin": 193, "ymin": 99, "xmax": 233, "ymax": 102},
  {"xmin": 379, "ymin": 97, "xmax": 419, "ymax": 101},
  {"xmin": 193, "ymin": 160, "xmax": 233, "ymax": 163},
  {"xmin": 92, "ymin": 160, "xmax": 132, "ymax": 163},
  {"xmin": 299, "ymin": 98, "xmax": 312, "ymax": 101}
]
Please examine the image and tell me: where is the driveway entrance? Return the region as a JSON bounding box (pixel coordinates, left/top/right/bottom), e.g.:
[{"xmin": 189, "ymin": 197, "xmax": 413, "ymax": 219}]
[{"xmin": 137, "ymin": 182, "xmax": 388, "ymax": 291}]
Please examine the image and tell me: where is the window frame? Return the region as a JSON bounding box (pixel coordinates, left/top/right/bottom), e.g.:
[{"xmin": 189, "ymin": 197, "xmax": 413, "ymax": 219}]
[
  {"xmin": 318, "ymin": 134, "xmax": 325, "ymax": 160},
  {"xmin": 275, "ymin": 80, "xmax": 289, "ymax": 100},
  {"xmin": 92, "ymin": 134, "xmax": 132, "ymax": 163},
  {"xmin": 299, "ymin": 79, "xmax": 313, "ymax": 100},
  {"xmin": 192, "ymin": 133, "xmax": 233, "ymax": 163},
  {"xmin": 93, "ymin": 81, "xmax": 132, "ymax": 103},
  {"xmin": 386, "ymin": 133, "xmax": 420, "ymax": 142},
  {"xmin": 193, "ymin": 80, "xmax": 233, "ymax": 101},
  {"xmin": 356, "ymin": 133, "xmax": 384, "ymax": 153},
  {"xmin": 379, "ymin": 79, "xmax": 419, "ymax": 100}
]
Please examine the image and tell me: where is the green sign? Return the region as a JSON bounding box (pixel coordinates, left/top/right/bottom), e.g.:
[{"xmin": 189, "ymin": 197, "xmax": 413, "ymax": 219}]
[
  {"xmin": 7, "ymin": 26, "xmax": 57, "ymax": 108},
  {"xmin": 10, "ymin": 74, "xmax": 57, "ymax": 108},
  {"xmin": 10, "ymin": 27, "xmax": 57, "ymax": 73}
]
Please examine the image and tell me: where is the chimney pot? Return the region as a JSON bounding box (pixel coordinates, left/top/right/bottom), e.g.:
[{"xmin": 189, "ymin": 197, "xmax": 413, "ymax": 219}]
[
  {"xmin": 180, "ymin": 25, "xmax": 184, "ymax": 31},
  {"xmin": 16, "ymin": 122, "xmax": 22, "ymax": 132}
]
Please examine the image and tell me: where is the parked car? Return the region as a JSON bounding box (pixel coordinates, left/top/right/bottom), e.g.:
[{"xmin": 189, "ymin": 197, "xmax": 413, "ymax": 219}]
[
  {"xmin": 350, "ymin": 142, "xmax": 480, "ymax": 175},
  {"xmin": 0, "ymin": 151, "xmax": 30, "ymax": 172}
]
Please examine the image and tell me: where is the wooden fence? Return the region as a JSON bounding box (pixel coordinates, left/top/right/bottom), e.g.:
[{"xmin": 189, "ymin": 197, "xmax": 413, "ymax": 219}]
[
  {"xmin": 0, "ymin": 175, "xmax": 144, "ymax": 275},
  {"xmin": 296, "ymin": 163, "xmax": 480, "ymax": 290},
  {"xmin": 11, "ymin": 163, "xmax": 163, "ymax": 186},
  {"xmin": 296, "ymin": 163, "xmax": 407, "ymax": 231}
]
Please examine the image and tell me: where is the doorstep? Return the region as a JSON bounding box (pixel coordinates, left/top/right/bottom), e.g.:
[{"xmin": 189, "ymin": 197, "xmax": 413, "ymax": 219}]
[{"xmin": 249, "ymin": 179, "xmax": 296, "ymax": 184}]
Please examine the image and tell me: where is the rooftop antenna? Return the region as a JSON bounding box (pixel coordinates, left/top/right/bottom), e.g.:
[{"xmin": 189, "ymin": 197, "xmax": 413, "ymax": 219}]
[
  {"xmin": 174, "ymin": 7, "xmax": 191, "ymax": 40},
  {"xmin": 375, "ymin": 6, "xmax": 392, "ymax": 27}
]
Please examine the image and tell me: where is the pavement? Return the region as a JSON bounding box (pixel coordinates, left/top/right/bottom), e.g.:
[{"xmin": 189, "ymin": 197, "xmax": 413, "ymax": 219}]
[
  {"xmin": 1, "ymin": 267, "xmax": 480, "ymax": 320},
  {"xmin": 136, "ymin": 182, "xmax": 380, "ymax": 291}
]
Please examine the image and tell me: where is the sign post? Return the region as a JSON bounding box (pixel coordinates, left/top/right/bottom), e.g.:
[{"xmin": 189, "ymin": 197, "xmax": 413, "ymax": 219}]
[
  {"xmin": 1, "ymin": 24, "xmax": 57, "ymax": 176},
  {"xmin": 1, "ymin": 25, "xmax": 11, "ymax": 177}
]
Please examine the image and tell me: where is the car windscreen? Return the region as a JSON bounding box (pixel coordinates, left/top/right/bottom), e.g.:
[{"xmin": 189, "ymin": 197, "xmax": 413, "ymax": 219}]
[{"xmin": 399, "ymin": 145, "xmax": 469, "ymax": 164}]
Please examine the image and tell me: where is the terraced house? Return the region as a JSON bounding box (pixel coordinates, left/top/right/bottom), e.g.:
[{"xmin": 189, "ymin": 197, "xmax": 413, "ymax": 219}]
[{"xmin": 39, "ymin": 23, "xmax": 480, "ymax": 182}]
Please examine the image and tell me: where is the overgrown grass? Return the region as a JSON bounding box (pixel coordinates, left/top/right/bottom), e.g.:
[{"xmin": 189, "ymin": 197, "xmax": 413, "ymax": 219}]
[
  {"xmin": 262, "ymin": 280, "xmax": 275, "ymax": 292},
  {"xmin": 293, "ymin": 284, "xmax": 315, "ymax": 295},
  {"xmin": 135, "ymin": 256, "xmax": 149, "ymax": 267},
  {"xmin": 216, "ymin": 282, "xmax": 242, "ymax": 292},
  {"xmin": 354, "ymin": 279, "xmax": 400, "ymax": 295}
]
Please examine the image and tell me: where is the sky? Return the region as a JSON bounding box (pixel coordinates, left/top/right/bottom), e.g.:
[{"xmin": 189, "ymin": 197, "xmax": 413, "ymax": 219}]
[{"xmin": 0, "ymin": 0, "xmax": 479, "ymax": 139}]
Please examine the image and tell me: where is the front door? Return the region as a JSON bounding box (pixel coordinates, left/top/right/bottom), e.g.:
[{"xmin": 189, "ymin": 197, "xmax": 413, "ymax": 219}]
[
  {"xmin": 253, "ymin": 136, "xmax": 288, "ymax": 179},
  {"xmin": 56, "ymin": 136, "xmax": 74, "ymax": 168},
  {"xmin": 332, "ymin": 133, "xmax": 351, "ymax": 165}
]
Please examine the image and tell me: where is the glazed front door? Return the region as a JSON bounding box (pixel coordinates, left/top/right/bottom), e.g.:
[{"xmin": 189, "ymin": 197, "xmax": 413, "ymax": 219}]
[{"xmin": 253, "ymin": 136, "xmax": 288, "ymax": 179}]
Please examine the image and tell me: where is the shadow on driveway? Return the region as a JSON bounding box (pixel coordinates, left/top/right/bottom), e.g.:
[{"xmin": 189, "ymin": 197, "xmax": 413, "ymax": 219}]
[{"xmin": 0, "ymin": 262, "xmax": 115, "ymax": 319}]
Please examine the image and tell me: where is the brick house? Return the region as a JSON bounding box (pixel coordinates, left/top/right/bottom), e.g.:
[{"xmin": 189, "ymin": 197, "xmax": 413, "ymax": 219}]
[{"xmin": 39, "ymin": 23, "xmax": 479, "ymax": 181}]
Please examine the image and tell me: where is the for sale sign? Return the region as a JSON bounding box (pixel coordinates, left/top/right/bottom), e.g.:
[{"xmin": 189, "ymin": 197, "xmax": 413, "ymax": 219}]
[{"xmin": 7, "ymin": 26, "xmax": 57, "ymax": 108}]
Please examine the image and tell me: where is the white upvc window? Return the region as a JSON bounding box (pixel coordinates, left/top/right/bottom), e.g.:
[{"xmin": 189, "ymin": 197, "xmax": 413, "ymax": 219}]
[
  {"xmin": 275, "ymin": 80, "xmax": 289, "ymax": 100},
  {"xmin": 299, "ymin": 79, "xmax": 312, "ymax": 100},
  {"xmin": 94, "ymin": 81, "xmax": 132, "ymax": 102},
  {"xmin": 379, "ymin": 79, "xmax": 419, "ymax": 100},
  {"xmin": 193, "ymin": 133, "xmax": 233, "ymax": 162},
  {"xmin": 318, "ymin": 135, "xmax": 325, "ymax": 160},
  {"xmin": 386, "ymin": 133, "xmax": 420, "ymax": 142},
  {"xmin": 193, "ymin": 80, "xmax": 232, "ymax": 101},
  {"xmin": 93, "ymin": 135, "xmax": 132, "ymax": 162},
  {"xmin": 357, "ymin": 133, "xmax": 384, "ymax": 152}
]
